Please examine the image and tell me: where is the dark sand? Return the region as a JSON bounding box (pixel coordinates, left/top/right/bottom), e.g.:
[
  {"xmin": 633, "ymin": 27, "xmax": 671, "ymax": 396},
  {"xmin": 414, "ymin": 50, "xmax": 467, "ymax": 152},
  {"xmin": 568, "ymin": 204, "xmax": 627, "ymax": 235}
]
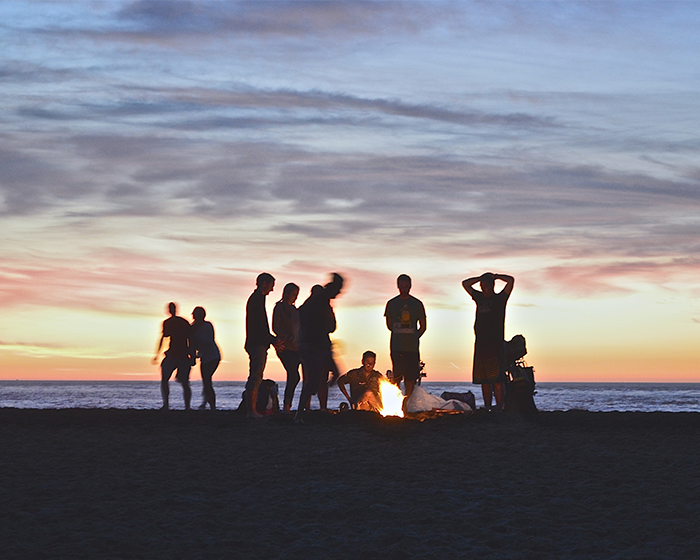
[{"xmin": 1, "ymin": 408, "xmax": 699, "ymax": 559}]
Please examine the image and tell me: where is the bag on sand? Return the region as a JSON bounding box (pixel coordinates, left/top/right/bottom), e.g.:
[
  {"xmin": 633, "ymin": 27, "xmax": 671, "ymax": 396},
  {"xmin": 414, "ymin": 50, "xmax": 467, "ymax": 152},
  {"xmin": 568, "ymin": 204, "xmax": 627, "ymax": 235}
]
[
  {"xmin": 504, "ymin": 363, "xmax": 537, "ymax": 414},
  {"xmin": 239, "ymin": 379, "xmax": 280, "ymax": 415},
  {"xmin": 406, "ymin": 386, "xmax": 473, "ymax": 413},
  {"xmin": 440, "ymin": 391, "xmax": 476, "ymax": 411}
]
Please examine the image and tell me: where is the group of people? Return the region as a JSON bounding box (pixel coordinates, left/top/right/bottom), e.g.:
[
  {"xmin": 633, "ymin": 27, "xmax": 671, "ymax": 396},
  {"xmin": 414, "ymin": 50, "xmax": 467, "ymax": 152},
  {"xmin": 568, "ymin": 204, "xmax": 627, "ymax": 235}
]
[{"xmin": 153, "ymin": 270, "xmax": 514, "ymax": 415}]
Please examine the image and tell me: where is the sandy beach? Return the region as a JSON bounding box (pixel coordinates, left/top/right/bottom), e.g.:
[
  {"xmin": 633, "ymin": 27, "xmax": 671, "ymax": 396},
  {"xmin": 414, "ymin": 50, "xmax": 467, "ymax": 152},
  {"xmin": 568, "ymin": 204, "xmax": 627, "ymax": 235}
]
[{"xmin": 1, "ymin": 408, "xmax": 699, "ymax": 559}]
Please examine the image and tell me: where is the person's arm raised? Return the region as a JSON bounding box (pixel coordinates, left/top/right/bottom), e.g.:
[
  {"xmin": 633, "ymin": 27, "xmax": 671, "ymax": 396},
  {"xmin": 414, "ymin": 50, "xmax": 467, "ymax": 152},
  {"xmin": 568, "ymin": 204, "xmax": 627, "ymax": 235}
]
[
  {"xmin": 462, "ymin": 276, "xmax": 480, "ymax": 297},
  {"xmin": 496, "ymin": 274, "xmax": 515, "ymax": 296}
]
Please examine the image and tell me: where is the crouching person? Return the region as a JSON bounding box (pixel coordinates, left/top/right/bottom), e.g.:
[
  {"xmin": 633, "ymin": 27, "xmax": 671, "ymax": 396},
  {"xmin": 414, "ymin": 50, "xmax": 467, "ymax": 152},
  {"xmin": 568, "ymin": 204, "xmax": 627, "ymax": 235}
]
[{"xmin": 337, "ymin": 351, "xmax": 384, "ymax": 412}]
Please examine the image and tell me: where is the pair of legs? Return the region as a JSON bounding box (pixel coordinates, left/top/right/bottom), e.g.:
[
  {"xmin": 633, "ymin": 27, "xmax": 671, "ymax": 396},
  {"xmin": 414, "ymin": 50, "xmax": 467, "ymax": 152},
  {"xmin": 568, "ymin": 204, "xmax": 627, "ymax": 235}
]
[
  {"xmin": 295, "ymin": 348, "xmax": 327, "ymax": 423},
  {"xmin": 245, "ymin": 345, "xmax": 268, "ymax": 418},
  {"xmin": 198, "ymin": 359, "xmax": 219, "ymax": 410},
  {"xmin": 315, "ymin": 354, "xmax": 340, "ymax": 409},
  {"xmin": 481, "ymin": 382, "xmax": 504, "ymax": 411},
  {"xmin": 160, "ymin": 355, "xmax": 192, "ymax": 410},
  {"xmin": 391, "ymin": 351, "xmax": 420, "ymax": 399},
  {"xmin": 277, "ymin": 349, "xmax": 301, "ymax": 413},
  {"xmin": 314, "ymin": 362, "xmax": 331, "ymax": 410},
  {"xmin": 355, "ymin": 389, "xmax": 382, "ymax": 413},
  {"xmin": 473, "ymin": 341, "xmax": 505, "ymax": 411}
]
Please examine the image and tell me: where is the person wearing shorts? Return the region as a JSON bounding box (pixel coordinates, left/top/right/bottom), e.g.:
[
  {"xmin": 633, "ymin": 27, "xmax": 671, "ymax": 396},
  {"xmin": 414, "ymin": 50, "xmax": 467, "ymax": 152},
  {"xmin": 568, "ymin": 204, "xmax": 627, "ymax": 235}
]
[
  {"xmin": 153, "ymin": 302, "xmax": 193, "ymax": 410},
  {"xmin": 384, "ymin": 274, "xmax": 426, "ymax": 398}
]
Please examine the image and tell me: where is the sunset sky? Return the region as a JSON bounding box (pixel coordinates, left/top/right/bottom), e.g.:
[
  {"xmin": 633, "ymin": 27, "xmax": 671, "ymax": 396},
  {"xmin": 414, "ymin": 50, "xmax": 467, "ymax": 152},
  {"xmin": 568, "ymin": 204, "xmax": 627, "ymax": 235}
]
[{"xmin": 1, "ymin": 1, "xmax": 699, "ymax": 383}]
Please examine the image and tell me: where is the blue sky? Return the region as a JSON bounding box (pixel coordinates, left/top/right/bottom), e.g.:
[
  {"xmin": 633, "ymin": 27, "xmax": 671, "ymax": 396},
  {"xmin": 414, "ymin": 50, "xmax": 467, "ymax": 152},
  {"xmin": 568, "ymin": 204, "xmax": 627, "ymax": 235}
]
[{"xmin": 1, "ymin": 1, "xmax": 699, "ymax": 381}]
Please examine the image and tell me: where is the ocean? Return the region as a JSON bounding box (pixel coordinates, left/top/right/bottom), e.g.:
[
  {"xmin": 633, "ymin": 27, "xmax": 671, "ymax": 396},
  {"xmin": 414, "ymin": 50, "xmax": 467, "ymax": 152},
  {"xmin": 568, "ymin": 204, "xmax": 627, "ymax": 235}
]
[{"xmin": 0, "ymin": 381, "xmax": 699, "ymax": 412}]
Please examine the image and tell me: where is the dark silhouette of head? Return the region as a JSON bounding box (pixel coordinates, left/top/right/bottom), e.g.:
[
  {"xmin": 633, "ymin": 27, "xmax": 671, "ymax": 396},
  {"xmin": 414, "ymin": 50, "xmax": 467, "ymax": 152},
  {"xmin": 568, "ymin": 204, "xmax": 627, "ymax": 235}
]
[
  {"xmin": 256, "ymin": 272, "xmax": 275, "ymax": 295},
  {"xmin": 192, "ymin": 306, "xmax": 206, "ymax": 322},
  {"xmin": 480, "ymin": 272, "xmax": 496, "ymax": 296},
  {"xmin": 325, "ymin": 272, "xmax": 344, "ymax": 299},
  {"xmin": 397, "ymin": 274, "xmax": 411, "ymax": 297},
  {"xmin": 168, "ymin": 302, "xmax": 177, "ymax": 316},
  {"xmin": 281, "ymin": 282, "xmax": 300, "ymax": 304},
  {"xmin": 310, "ymin": 284, "xmax": 324, "ymax": 296}
]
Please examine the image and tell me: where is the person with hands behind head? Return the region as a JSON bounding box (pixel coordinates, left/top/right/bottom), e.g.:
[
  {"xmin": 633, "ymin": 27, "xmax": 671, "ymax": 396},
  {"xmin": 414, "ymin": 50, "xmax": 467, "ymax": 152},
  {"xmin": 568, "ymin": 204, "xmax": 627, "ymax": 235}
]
[{"xmin": 462, "ymin": 272, "xmax": 515, "ymax": 412}]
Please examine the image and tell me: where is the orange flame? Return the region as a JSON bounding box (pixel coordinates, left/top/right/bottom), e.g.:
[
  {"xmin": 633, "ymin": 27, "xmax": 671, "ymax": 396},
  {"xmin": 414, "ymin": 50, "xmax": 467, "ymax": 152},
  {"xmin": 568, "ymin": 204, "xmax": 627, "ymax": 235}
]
[{"xmin": 378, "ymin": 377, "xmax": 405, "ymax": 417}]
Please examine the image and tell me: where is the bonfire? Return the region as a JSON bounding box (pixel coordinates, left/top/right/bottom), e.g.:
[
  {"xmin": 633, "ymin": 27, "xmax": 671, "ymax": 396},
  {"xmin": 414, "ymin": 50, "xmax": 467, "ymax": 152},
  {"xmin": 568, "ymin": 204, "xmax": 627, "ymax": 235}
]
[{"xmin": 377, "ymin": 377, "xmax": 405, "ymax": 418}]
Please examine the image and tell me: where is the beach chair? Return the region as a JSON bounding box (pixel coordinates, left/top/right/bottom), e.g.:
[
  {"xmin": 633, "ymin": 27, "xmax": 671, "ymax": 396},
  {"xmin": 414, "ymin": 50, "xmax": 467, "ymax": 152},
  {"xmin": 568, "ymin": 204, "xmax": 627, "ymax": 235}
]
[{"xmin": 503, "ymin": 335, "xmax": 537, "ymax": 414}]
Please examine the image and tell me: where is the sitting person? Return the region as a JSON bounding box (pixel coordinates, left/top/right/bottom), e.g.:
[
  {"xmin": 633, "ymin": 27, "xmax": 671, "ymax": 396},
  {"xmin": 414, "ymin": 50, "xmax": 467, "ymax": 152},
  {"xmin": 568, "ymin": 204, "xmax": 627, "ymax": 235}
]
[{"xmin": 337, "ymin": 351, "xmax": 384, "ymax": 412}]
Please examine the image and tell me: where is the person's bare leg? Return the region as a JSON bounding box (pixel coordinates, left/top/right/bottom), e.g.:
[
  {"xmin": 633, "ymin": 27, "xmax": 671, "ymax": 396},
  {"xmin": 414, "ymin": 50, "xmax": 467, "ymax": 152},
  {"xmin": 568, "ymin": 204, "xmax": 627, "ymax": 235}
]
[
  {"xmin": 183, "ymin": 381, "xmax": 191, "ymax": 410},
  {"xmin": 160, "ymin": 378, "xmax": 169, "ymax": 410},
  {"xmin": 481, "ymin": 384, "xmax": 493, "ymax": 410},
  {"xmin": 493, "ymin": 382, "xmax": 504, "ymax": 411},
  {"xmin": 404, "ymin": 378, "xmax": 416, "ymax": 399},
  {"xmin": 318, "ymin": 379, "xmax": 328, "ymax": 411},
  {"xmin": 295, "ymin": 387, "xmax": 312, "ymax": 423},
  {"xmin": 247, "ymin": 389, "xmax": 262, "ymax": 418}
]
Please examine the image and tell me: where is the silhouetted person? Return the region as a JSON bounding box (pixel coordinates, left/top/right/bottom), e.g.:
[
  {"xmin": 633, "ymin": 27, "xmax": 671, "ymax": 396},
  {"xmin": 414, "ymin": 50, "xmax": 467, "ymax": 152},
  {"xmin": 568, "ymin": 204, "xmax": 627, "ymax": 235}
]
[
  {"xmin": 463, "ymin": 272, "xmax": 515, "ymax": 412},
  {"xmin": 152, "ymin": 302, "xmax": 193, "ymax": 410},
  {"xmin": 337, "ymin": 350, "xmax": 383, "ymax": 412},
  {"xmin": 273, "ymin": 282, "xmax": 301, "ymax": 413},
  {"xmin": 191, "ymin": 306, "xmax": 221, "ymax": 410},
  {"xmin": 384, "ymin": 274, "xmax": 426, "ymax": 398},
  {"xmin": 295, "ymin": 273, "xmax": 344, "ymax": 423},
  {"xmin": 244, "ymin": 273, "xmax": 282, "ymax": 418}
]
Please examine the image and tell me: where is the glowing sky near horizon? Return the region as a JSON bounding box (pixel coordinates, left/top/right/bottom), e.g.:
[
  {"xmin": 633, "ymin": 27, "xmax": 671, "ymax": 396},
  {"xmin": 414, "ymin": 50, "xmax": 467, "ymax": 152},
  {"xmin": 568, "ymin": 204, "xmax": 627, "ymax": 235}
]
[{"xmin": 1, "ymin": 1, "xmax": 699, "ymax": 382}]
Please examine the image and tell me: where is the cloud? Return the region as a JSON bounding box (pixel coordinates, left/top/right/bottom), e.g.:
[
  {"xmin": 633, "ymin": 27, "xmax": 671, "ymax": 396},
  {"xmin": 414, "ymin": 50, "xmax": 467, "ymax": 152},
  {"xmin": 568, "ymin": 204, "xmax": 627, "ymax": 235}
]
[
  {"xmin": 4, "ymin": 121, "xmax": 700, "ymax": 268},
  {"xmin": 12, "ymin": 84, "xmax": 559, "ymax": 132},
  {"xmin": 0, "ymin": 340, "xmax": 144, "ymax": 360},
  {"xmin": 518, "ymin": 257, "xmax": 700, "ymax": 298},
  {"xmin": 114, "ymin": 0, "xmax": 445, "ymax": 40}
]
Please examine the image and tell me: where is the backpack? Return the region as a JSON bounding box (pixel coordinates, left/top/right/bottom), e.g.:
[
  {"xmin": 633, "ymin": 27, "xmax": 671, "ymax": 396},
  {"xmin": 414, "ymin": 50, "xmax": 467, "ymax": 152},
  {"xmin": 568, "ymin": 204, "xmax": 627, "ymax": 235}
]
[
  {"xmin": 239, "ymin": 379, "xmax": 280, "ymax": 415},
  {"xmin": 504, "ymin": 362, "xmax": 537, "ymax": 415},
  {"xmin": 256, "ymin": 379, "xmax": 280, "ymax": 415}
]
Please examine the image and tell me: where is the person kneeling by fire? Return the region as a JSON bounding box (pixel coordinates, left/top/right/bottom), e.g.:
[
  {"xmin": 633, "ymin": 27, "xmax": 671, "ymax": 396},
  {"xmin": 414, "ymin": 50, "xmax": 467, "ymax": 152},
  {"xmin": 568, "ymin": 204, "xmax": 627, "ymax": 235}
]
[{"xmin": 337, "ymin": 350, "xmax": 384, "ymax": 412}]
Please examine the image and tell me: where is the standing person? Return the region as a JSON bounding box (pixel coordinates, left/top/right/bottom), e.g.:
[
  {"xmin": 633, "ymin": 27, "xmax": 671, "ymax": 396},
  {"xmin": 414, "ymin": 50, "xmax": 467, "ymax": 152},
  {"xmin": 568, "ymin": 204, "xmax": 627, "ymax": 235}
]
[
  {"xmin": 295, "ymin": 273, "xmax": 344, "ymax": 423},
  {"xmin": 272, "ymin": 282, "xmax": 301, "ymax": 414},
  {"xmin": 462, "ymin": 272, "xmax": 515, "ymax": 412},
  {"xmin": 244, "ymin": 272, "xmax": 282, "ymax": 418},
  {"xmin": 152, "ymin": 302, "xmax": 193, "ymax": 410},
  {"xmin": 384, "ymin": 274, "xmax": 426, "ymax": 399},
  {"xmin": 190, "ymin": 306, "xmax": 221, "ymax": 411}
]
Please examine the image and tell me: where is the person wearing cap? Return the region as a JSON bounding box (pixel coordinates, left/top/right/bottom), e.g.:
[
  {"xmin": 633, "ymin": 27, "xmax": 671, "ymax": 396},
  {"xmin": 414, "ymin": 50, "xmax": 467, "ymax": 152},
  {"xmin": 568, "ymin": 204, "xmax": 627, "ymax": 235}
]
[{"xmin": 462, "ymin": 272, "xmax": 515, "ymax": 412}]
